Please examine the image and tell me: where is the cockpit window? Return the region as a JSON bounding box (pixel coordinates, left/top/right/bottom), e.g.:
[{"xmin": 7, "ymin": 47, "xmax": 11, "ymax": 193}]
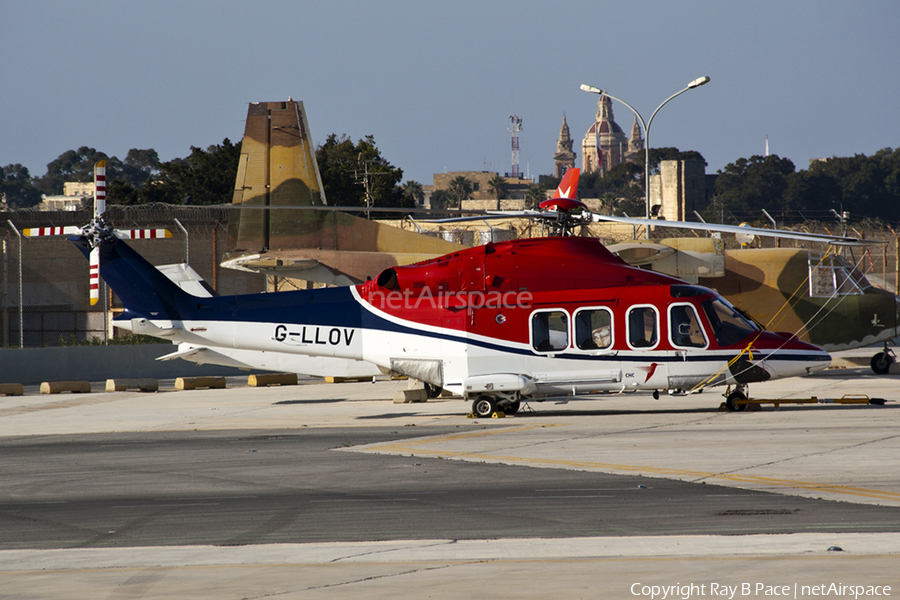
[
  {"xmin": 669, "ymin": 304, "xmax": 707, "ymax": 348},
  {"xmin": 670, "ymin": 285, "xmax": 709, "ymax": 298},
  {"xmin": 701, "ymin": 298, "xmax": 759, "ymax": 347},
  {"xmin": 809, "ymin": 253, "xmax": 865, "ymax": 297}
]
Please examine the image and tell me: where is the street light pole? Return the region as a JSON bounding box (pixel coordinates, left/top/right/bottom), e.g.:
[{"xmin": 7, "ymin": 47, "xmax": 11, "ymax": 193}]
[{"xmin": 580, "ymin": 77, "xmax": 710, "ymax": 239}]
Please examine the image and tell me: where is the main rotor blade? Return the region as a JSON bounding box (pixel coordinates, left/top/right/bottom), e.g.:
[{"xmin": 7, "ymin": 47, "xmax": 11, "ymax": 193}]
[
  {"xmin": 590, "ymin": 214, "xmax": 877, "ymax": 246},
  {"xmin": 427, "ymin": 210, "xmax": 555, "ymax": 224}
]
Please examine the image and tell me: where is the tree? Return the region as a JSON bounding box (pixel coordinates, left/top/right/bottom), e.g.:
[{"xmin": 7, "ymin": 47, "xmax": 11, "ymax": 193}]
[
  {"xmin": 36, "ymin": 146, "xmax": 162, "ymax": 199},
  {"xmin": 121, "ymin": 148, "xmax": 160, "ymax": 188},
  {"xmin": 401, "ymin": 180, "xmax": 425, "ymax": 206},
  {"xmin": 524, "ymin": 183, "xmax": 547, "ymax": 210},
  {"xmin": 429, "ymin": 189, "xmax": 453, "ymax": 211},
  {"xmin": 782, "ymin": 169, "xmax": 842, "ymax": 216},
  {"xmin": 809, "ymin": 148, "xmax": 900, "ymax": 221},
  {"xmin": 36, "ymin": 146, "xmax": 110, "ymax": 195},
  {"xmin": 1, "ymin": 164, "xmax": 42, "ymax": 209},
  {"xmin": 644, "ymin": 147, "xmax": 707, "ymax": 175},
  {"xmin": 447, "ymin": 175, "xmax": 473, "ymax": 210},
  {"xmin": 712, "ymin": 155, "xmax": 796, "ymax": 219},
  {"xmin": 107, "ymin": 139, "xmax": 240, "ymax": 206},
  {"xmin": 487, "ymin": 174, "xmax": 508, "ymax": 210},
  {"xmin": 316, "ymin": 134, "xmax": 406, "ymax": 208},
  {"xmin": 148, "ymin": 139, "xmax": 241, "ymax": 205}
]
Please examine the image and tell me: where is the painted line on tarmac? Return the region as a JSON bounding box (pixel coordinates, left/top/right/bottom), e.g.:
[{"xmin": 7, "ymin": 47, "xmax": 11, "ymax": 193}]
[{"xmin": 356, "ymin": 426, "xmax": 900, "ymax": 504}]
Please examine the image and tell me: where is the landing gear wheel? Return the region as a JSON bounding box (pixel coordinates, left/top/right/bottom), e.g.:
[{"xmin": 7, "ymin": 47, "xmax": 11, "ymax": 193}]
[
  {"xmin": 725, "ymin": 390, "xmax": 748, "ymax": 412},
  {"xmin": 503, "ymin": 401, "xmax": 521, "ymax": 415},
  {"xmin": 870, "ymin": 351, "xmax": 894, "ymax": 375},
  {"xmin": 472, "ymin": 396, "xmax": 498, "ymax": 418},
  {"xmin": 424, "ymin": 383, "xmax": 442, "ymax": 398}
]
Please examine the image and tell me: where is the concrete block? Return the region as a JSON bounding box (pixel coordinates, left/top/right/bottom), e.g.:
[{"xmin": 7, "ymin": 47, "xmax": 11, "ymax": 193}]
[
  {"xmin": 248, "ymin": 373, "xmax": 298, "ymax": 387},
  {"xmin": 393, "ymin": 388, "xmax": 428, "ymax": 403},
  {"xmin": 175, "ymin": 377, "xmax": 226, "ymax": 390},
  {"xmin": 40, "ymin": 381, "xmax": 92, "ymax": 394},
  {"xmin": 105, "ymin": 378, "xmax": 159, "ymax": 392},
  {"xmin": 326, "ymin": 376, "xmax": 373, "ymax": 383},
  {"xmin": 0, "ymin": 383, "xmax": 24, "ymax": 396}
]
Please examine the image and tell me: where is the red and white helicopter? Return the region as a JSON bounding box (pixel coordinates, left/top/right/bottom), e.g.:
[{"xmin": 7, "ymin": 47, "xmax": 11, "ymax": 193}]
[{"xmin": 70, "ymin": 166, "xmax": 831, "ymax": 416}]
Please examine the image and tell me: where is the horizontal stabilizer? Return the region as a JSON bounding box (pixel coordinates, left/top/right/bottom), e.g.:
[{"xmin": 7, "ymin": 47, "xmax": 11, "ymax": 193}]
[
  {"xmin": 132, "ymin": 318, "xmax": 181, "ymax": 337},
  {"xmin": 156, "ymin": 346, "xmax": 202, "ymax": 361}
]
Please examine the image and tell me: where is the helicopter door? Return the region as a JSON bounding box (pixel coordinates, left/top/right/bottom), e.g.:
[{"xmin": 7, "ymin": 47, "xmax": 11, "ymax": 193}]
[{"xmin": 668, "ymin": 304, "xmax": 708, "ymax": 349}]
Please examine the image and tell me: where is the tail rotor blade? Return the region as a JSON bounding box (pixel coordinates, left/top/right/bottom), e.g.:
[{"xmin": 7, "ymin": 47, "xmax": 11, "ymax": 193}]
[
  {"xmin": 89, "ymin": 247, "xmax": 100, "ymax": 306},
  {"xmin": 94, "ymin": 160, "xmax": 106, "ymax": 219}
]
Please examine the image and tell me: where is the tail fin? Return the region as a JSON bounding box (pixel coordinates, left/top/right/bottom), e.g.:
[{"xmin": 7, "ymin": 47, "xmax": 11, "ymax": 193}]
[
  {"xmin": 554, "ymin": 168, "xmax": 580, "ymax": 200},
  {"xmin": 227, "ymin": 99, "xmax": 326, "ymax": 254},
  {"xmin": 70, "ymin": 236, "xmax": 195, "ymax": 320}
]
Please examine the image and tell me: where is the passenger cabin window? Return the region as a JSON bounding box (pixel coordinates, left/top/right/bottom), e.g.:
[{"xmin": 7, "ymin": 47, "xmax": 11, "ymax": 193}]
[
  {"xmin": 575, "ymin": 308, "xmax": 613, "ymax": 350},
  {"xmin": 627, "ymin": 306, "xmax": 658, "ymax": 349},
  {"xmin": 531, "ymin": 310, "xmax": 569, "ymax": 352},
  {"xmin": 701, "ymin": 298, "xmax": 759, "ymax": 347},
  {"xmin": 809, "ymin": 253, "xmax": 865, "ymax": 297},
  {"xmin": 669, "ymin": 304, "xmax": 707, "ymax": 348}
]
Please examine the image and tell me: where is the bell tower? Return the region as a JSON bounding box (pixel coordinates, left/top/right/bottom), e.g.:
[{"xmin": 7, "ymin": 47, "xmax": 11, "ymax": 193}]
[{"xmin": 553, "ymin": 114, "xmax": 576, "ymax": 178}]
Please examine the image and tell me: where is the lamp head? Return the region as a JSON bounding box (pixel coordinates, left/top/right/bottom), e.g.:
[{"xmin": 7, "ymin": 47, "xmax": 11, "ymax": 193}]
[{"xmin": 688, "ymin": 76, "xmax": 711, "ymax": 89}]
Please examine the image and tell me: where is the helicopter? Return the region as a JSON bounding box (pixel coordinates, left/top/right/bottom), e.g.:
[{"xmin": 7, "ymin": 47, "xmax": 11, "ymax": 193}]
[{"xmin": 70, "ymin": 164, "xmax": 831, "ymax": 416}]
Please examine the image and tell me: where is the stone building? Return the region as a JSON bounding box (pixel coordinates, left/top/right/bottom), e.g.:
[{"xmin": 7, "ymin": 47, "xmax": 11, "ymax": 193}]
[
  {"xmin": 648, "ymin": 159, "xmax": 709, "ymax": 221},
  {"xmin": 429, "ymin": 171, "xmax": 533, "ymax": 206},
  {"xmin": 577, "ymin": 94, "xmax": 643, "ymax": 176},
  {"xmin": 552, "ymin": 115, "xmax": 576, "ymax": 178}
]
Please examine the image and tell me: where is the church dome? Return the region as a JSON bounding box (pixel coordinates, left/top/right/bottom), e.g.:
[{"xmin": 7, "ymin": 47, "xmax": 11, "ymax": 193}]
[
  {"xmin": 580, "ymin": 94, "xmax": 633, "ymax": 175},
  {"xmin": 586, "ymin": 120, "xmax": 625, "ymax": 135}
]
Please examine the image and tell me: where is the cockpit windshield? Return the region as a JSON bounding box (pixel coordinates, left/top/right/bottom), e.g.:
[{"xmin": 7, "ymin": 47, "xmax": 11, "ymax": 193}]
[
  {"xmin": 701, "ymin": 297, "xmax": 760, "ymax": 347},
  {"xmin": 809, "ymin": 253, "xmax": 869, "ymax": 297}
]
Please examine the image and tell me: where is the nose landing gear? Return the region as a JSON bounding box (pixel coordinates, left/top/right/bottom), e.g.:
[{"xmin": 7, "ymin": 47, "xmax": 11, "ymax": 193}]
[{"xmin": 724, "ymin": 386, "xmax": 748, "ymax": 412}]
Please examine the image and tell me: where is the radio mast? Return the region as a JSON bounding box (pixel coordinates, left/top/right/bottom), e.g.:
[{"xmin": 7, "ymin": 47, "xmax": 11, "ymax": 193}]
[{"xmin": 508, "ymin": 115, "xmax": 522, "ymax": 177}]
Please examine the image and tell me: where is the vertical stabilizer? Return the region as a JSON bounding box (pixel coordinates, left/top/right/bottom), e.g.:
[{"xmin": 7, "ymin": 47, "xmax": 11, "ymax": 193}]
[{"xmin": 227, "ymin": 100, "xmax": 326, "ymax": 254}]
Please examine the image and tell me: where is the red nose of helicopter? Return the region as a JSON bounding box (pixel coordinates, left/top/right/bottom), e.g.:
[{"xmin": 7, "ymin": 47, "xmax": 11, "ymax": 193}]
[{"xmin": 752, "ymin": 330, "xmax": 832, "ymax": 380}]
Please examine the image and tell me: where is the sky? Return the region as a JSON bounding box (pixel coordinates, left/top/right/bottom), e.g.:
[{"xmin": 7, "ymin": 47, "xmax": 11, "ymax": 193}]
[{"xmin": 2, "ymin": 1, "xmax": 898, "ymax": 186}]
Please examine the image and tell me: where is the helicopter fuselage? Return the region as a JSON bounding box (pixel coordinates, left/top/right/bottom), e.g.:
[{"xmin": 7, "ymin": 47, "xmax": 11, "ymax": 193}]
[{"xmin": 97, "ymin": 235, "xmax": 831, "ymax": 413}]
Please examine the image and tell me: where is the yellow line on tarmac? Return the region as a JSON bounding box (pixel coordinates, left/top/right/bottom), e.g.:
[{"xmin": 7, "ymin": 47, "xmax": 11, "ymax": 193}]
[{"xmin": 363, "ymin": 426, "xmax": 900, "ymax": 503}]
